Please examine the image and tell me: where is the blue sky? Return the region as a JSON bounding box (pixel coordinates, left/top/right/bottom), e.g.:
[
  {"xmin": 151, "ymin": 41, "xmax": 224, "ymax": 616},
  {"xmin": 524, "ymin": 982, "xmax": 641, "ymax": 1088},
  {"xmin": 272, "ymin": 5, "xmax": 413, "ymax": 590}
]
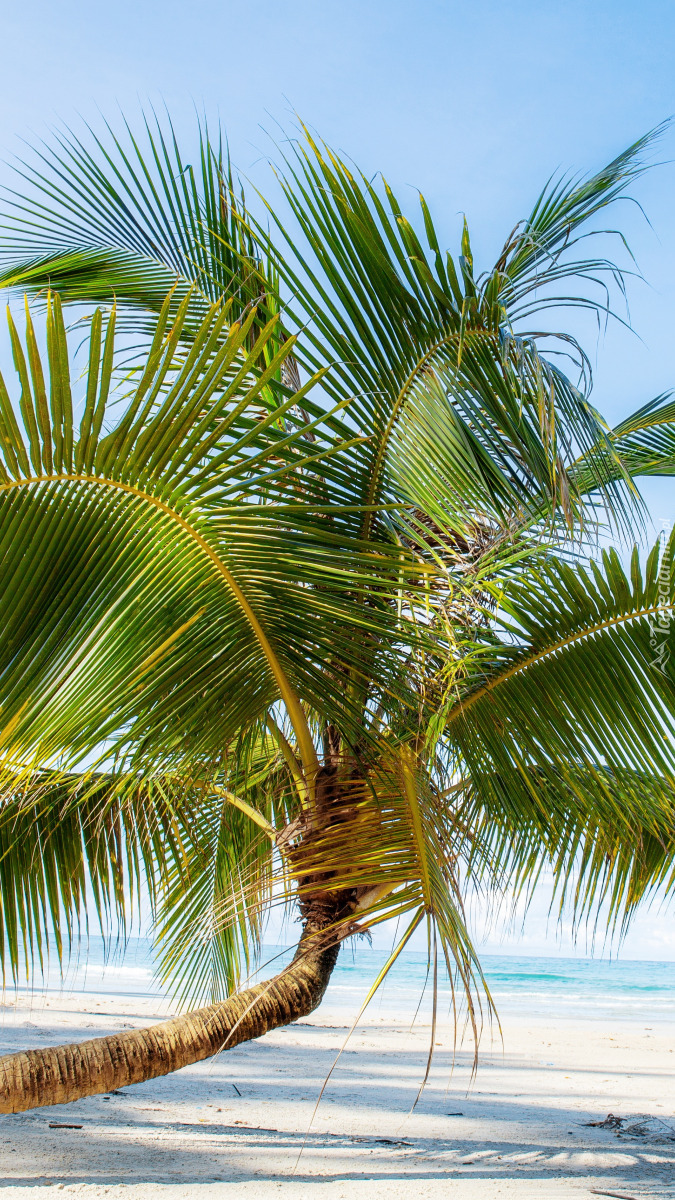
[{"xmin": 2, "ymin": 0, "xmax": 675, "ymax": 959}]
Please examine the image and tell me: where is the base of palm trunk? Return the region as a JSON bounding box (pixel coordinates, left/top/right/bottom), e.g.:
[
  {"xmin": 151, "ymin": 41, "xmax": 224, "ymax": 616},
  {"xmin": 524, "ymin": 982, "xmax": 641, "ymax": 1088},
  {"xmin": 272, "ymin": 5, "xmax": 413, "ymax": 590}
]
[{"xmin": 0, "ymin": 939, "xmax": 340, "ymax": 1114}]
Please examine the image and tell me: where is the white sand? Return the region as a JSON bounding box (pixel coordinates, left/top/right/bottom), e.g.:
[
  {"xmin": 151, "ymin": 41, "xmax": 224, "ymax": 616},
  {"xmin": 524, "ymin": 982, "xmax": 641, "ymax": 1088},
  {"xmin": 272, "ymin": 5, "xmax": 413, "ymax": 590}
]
[{"xmin": 1, "ymin": 989, "xmax": 674, "ymax": 1198}]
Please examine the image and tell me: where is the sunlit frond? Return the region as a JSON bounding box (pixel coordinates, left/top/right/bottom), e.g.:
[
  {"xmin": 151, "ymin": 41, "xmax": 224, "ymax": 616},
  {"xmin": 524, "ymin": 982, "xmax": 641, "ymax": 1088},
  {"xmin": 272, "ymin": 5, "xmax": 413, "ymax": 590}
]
[
  {"xmin": 0, "ymin": 111, "xmax": 266, "ymax": 327},
  {"xmin": 446, "ymin": 532, "xmax": 675, "ymax": 933}
]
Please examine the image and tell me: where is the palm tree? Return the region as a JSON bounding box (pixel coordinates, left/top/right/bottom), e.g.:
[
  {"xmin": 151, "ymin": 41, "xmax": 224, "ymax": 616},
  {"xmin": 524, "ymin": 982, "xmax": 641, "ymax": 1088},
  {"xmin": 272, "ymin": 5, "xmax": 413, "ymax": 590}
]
[{"xmin": 0, "ymin": 115, "xmax": 675, "ymax": 1115}]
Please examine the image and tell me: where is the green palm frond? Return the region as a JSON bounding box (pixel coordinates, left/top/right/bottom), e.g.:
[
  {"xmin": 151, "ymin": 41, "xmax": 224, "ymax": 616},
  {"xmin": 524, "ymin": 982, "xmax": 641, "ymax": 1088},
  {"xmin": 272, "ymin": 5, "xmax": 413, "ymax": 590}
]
[
  {"xmin": 0, "ymin": 111, "xmax": 266, "ymax": 328},
  {"xmin": 0, "ymin": 766, "xmax": 189, "ymax": 985},
  {"xmin": 0, "ymin": 288, "xmax": 307, "ymax": 769},
  {"xmin": 0, "ymin": 752, "xmax": 295, "ymax": 996},
  {"xmin": 562, "ymin": 394, "xmax": 675, "ymax": 507},
  {"xmin": 0, "ymin": 249, "xmax": 183, "ymax": 316},
  {"xmin": 152, "ymin": 722, "xmax": 296, "ymax": 1006},
  {"xmin": 154, "ymin": 793, "xmax": 274, "ymax": 1006},
  {"xmin": 0, "ymin": 290, "xmax": 434, "ymax": 781},
  {"xmin": 606, "ymin": 393, "xmax": 675, "ymax": 477},
  {"xmin": 446, "ymin": 532, "xmax": 675, "ymax": 931},
  {"xmin": 492, "ymin": 124, "xmax": 667, "ymax": 318},
  {"xmin": 2, "ymin": 113, "xmax": 662, "ymax": 539}
]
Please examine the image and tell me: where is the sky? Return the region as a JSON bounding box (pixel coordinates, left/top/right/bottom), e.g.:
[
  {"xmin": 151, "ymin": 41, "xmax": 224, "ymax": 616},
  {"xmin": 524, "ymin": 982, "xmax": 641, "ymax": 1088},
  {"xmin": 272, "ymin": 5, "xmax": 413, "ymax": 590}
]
[{"xmin": 2, "ymin": 0, "xmax": 675, "ymax": 960}]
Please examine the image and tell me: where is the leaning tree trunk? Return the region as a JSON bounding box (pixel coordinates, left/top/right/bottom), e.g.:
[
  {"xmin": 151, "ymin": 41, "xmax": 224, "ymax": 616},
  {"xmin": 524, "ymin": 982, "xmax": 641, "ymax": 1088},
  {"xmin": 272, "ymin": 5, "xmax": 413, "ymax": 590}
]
[{"xmin": 0, "ymin": 929, "xmax": 340, "ymax": 1114}]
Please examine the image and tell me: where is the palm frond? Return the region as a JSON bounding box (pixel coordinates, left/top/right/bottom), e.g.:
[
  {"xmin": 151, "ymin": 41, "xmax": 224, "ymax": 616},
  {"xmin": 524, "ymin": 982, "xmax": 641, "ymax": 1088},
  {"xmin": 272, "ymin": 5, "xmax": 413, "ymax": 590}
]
[
  {"xmin": 493, "ymin": 123, "xmax": 667, "ymax": 318},
  {"xmin": 446, "ymin": 532, "xmax": 675, "ymax": 932},
  {"xmin": 152, "ymin": 723, "xmax": 296, "ymax": 1006},
  {"xmin": 0, "ymin": 291, "xmax": 439, "ymax": 783},
  {"xmin": 0, "ymin": 766, "xmax": 189, "ymax": 985},
  {"xmin": 0, "ymin": 110, "xmax": 266, "ymax": 327},
  {"xmin": 606, "ymin": 393, "xmax": 675, "ymax": 478}
]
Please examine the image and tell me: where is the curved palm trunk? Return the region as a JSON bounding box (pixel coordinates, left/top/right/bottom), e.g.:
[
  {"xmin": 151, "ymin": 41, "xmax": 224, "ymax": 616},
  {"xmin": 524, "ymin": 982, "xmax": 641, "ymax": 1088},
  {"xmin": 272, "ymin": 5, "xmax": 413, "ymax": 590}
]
[{"xmin": 0, "ymin": 935, "xmax": 340, "ymax": 1114}]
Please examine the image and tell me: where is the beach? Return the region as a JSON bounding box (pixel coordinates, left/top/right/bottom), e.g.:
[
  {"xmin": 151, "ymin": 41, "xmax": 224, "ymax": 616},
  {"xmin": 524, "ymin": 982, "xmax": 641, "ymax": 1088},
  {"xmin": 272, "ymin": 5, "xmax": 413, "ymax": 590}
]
[{"xmin": 1, "ymin": 978, "xmax": 674, "ymax": 1198}]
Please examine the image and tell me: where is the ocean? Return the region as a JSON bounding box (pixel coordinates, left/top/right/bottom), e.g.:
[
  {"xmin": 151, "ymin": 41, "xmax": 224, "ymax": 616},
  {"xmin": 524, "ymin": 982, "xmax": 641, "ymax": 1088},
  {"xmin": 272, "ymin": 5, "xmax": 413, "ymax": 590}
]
[{"xmin": 6, "ymin": 936, "xmax": 675, "ymax": 1027}]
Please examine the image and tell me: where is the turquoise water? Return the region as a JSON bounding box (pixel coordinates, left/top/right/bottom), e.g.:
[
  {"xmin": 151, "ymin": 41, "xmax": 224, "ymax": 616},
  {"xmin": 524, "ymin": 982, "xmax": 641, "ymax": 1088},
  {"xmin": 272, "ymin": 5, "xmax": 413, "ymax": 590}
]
[
  {"xmin": 324, "ymin": 946, "xmax": 675, "ymax": 1024},
  {"xmin": 10, "ymin": 937, "xmax": 675, "ymax": 1026}
]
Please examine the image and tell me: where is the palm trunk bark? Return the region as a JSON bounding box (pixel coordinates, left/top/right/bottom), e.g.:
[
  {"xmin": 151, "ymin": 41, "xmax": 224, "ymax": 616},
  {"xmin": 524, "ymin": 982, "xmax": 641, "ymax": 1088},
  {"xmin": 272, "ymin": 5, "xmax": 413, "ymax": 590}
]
[{"xmin": 0, "ymin": 934, "xmax": 340, "ymax": 1114}]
